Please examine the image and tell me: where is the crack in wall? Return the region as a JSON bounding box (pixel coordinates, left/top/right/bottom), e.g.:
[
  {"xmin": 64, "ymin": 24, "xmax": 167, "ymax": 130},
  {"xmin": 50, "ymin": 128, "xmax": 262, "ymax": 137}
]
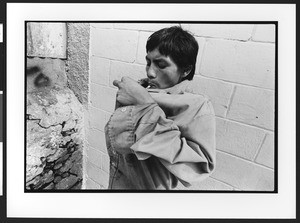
[
  {"xmin": 26, "ymin": 87, "xmax": 84, "ymax": 191},
  {"xmin": 27, "ymin": 114, "xmax": 66, "ymax": 129}
]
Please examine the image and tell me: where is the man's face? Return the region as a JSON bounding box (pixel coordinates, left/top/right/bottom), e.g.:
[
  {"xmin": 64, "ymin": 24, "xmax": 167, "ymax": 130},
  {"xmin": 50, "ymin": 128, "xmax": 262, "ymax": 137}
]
[{"xmin": 145, "ymin": 48, "xmax": 183, "ymax": 89}]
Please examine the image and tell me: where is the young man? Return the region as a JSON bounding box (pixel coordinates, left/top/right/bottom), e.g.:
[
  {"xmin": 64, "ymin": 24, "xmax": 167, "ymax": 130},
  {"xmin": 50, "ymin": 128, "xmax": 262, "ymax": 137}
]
[{"xmin": 105, "ymin": 26, "xmax": 216, "ymax": 190}]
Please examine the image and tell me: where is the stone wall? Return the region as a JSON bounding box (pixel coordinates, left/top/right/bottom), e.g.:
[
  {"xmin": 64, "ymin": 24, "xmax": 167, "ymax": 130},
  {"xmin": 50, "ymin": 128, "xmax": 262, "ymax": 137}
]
[
  {"xmin": 86, "ymin": 23, "xmax": 275, "ymax": 191},
  {"xmin": 26, "ymin": 23, "xmax": 85, "ymax": 190}
]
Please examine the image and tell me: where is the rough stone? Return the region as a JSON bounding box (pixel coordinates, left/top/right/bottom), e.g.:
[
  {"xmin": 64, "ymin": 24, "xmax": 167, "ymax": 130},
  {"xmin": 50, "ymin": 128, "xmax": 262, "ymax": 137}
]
[
  {"xmin": 70, "ymin": 162, "xmax": 83, "ymax": 178},
  {"xmin": 70, "ymin": 181, "xmax": 82, "ymax": 190},
  {"xmin": 26, "ymin": 175, "xmax": 42, "ymax": 188},
  {"xmin": 55, "ymin": 154, "xmax": 70, "ymax": 164},
  {"xmin": 54, "ymin": 176, "xmax": 62, "ymax": 184},
  {"xmin": 61, "ymin": 172, "xmax": 70, "ymax": 178},
  {"xmin": 26, "ymin": 165, "xmax": 44, "ymax": 183},
  {"xmin": 26, "ymin": 85, "xmax": 83, "ymax": 190},
  {"xmin": 44, "ymin": 183, "xmax": 55, "ymax": 190},
  {"xmin": 27, "ymin": 22, "xmax": 67, "ymax": 58},
  {"xmin": 27, "ymin": 57, "xmax": 67, "ymax": 93},
  {"xmin": 26, "ymin": 170, "xmax": 55, "ymax": 190},
  {"xmin": 27, "ymin": 87, "xmax": 83, "ymax": 128},
  {"xmin": 54, "ymin": 163, "xmax": 63, "ymax": 170},
  {"xmin": 66, "ymin": 23, "xmax": 90, "ymax": 105},
  {"xmin": 55, "ymin": 175, "xmax": 79, "ymax": 189},
  {"xmin": 42, "ymin": 170, "xmax": 54, "ymax": 184},
  {"xmin": 47, "ymin": 148, "xmax": 68, "ymax": 163},
  {"xmin": 59, "ymin": 158, "xmax": 73, "ymax": 173}
]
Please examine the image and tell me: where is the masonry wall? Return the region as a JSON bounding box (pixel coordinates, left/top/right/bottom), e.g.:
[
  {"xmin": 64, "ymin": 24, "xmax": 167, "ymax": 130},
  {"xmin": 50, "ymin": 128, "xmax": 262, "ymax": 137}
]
[
  {"xmin": 26, "ymin": 23, "xmax": 84, "ymax": 190},
  {"xmin": 86, "ymin": 23, "xmax": 275, "ymax": 191}
]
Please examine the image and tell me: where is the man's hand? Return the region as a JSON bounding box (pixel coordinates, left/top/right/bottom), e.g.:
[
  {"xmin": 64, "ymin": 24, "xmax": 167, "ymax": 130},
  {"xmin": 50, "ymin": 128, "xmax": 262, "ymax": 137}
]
[{"xmin": 113, "ymin": 77, "xmax": 155, "ymax": 106}]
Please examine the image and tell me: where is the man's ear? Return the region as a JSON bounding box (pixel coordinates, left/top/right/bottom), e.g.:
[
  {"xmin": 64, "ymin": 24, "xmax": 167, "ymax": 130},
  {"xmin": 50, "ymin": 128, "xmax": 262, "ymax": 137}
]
[{"xmin": 182, "ymin": 65, "xmax": 193, "ymax": 78}]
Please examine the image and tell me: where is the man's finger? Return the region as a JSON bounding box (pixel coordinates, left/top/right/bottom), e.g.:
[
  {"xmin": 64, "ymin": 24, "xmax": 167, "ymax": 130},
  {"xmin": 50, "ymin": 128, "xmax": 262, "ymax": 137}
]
[{"xmin": 113, "ymin": 80, "xmax": 121, "ymax": 88}]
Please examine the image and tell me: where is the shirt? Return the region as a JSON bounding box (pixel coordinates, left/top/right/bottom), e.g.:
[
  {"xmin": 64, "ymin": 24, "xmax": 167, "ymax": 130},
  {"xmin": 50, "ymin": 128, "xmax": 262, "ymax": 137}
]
[{"xmin": 105, "ymin": 80, "xmax": 216, "ymax": 190}]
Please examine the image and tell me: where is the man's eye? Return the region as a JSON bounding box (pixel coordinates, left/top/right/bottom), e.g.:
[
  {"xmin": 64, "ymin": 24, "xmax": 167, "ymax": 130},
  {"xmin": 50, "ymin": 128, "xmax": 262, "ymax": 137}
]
[{"xmin": 157, "ymin": 62, "xmax": 167, "ymax": 69}]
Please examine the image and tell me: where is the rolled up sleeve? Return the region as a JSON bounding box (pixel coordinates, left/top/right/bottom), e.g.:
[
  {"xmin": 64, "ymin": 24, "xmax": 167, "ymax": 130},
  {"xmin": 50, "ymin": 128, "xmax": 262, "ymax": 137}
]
[{"xmin": 105, "ymin": 91, "xmax": 216, "ymax": 187}]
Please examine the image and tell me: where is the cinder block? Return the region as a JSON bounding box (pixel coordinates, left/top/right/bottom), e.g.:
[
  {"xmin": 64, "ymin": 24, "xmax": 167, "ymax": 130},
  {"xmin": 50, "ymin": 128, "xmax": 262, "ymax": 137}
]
[
  {"xmin": 227, "ymin": 86, "xmax": 274, "ymax": 130},
  {"xmin": 87, "ymin": 128, "xmax": 107, "ymax": 153},
  {"xmin": 86, "ymin": 161, "xmax": 109, "ymax": 188},
  {"xmin": 90, "ymin": 84, "xmax": 116, "ymax": 113},
  {"xmin": 91, "ymin": 23, "xmax": 113, "ymax": 29},
  {"xmin": 88, "ymin": 106, "xmax": 111, "ymax": 132},
  {"xmin": 101, "ymin": 153, "xmax": 110, "ymax": 173},
  {"xmin": 189, "ymin": 76, "xmax": 233, "ymax": 117},
  {"xmin": 216, "ymin": 118, "xmax": 266, "ymax": 160},
  {"xmin": 211, "ymin": 151, "xmax": 274, "ymax": 191},
  {"xmin": 255, "ymin": 133, "xmax": 275, "ymax": 169},
  {"xmin": 110, "ymin": 61, "xmax": 146, "ymax": 87},
  {"xmin": 85, "ymin": 177, "xmax": 102, "ymax": 189},
  {"xmin": 194, "ymin": 37, "xmax": 206, "ymax": 75},
  {"xmin": 114, "ymin": 23, "xmax": 179, "ymax": 31},
  {"xmin": 200, "ymin": 39, "xmax": 275, "ymax": 89},
  {"xmin": 252, "ymin": 24, "xmax": 276, "ymax": 43},
  {"xmin": 136, "ymin": 31, "xmax": 152, "ymax": 65},
  {"xmin": 176, "ymin": 177, "xmax": 234, "ymax": 190},
  {"xmin": 27, "ymin": 22, "xmax": 67, "ymax": 58},
  {"xmin": 90, "ymin": 56, "xmax": 110, "ymax": 86},
  {"xmin": 90, "ymin": 27, "xmax": 139, "ymax": 63},
  {"xmin": 87, "ymin": 146, "xmax": 102, "ymax": 168},
  {"xmin": 181, "ymin": 24, "xmax": 254, "ymax": 40}
]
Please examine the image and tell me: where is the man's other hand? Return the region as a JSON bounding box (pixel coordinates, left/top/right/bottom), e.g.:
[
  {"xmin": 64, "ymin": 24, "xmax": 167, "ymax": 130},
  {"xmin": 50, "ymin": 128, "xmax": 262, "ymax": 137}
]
[{"xmin": 113, "ymin": 77, "xmax": 155, "ymax": 106}]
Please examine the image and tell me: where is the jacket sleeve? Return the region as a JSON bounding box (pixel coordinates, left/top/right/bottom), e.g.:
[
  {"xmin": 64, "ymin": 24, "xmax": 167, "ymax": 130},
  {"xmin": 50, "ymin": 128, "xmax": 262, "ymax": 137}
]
[{"xmin": 105, "ymin": 93, "xmax": 216, "ymax": 187}]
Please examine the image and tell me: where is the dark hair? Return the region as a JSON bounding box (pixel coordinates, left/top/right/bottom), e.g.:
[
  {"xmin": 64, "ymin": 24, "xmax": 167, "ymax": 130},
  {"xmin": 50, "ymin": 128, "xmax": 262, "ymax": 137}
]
[{"xmin": 146, "ymin": 26, "xmax": 199, "ymax": 81}]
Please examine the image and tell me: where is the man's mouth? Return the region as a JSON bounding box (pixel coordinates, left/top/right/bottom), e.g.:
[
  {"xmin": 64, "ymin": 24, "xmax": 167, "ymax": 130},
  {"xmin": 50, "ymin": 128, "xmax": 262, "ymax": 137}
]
[{"xmin": 148, "ymin": 82, "xmax": 158, "ymax": 89}]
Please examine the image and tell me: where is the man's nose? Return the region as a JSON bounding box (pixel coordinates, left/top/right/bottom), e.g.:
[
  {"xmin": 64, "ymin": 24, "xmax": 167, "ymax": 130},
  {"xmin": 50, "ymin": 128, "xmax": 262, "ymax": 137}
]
[{"xmin": 147, "ymin": 65, "xmax": 157, "ymax": 79}]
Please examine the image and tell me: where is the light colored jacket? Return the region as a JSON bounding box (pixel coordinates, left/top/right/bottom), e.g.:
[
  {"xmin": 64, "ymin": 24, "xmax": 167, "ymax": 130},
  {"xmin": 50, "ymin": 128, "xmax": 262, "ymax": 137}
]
[{"xmin": 105, "ymin": 80, "xmax": 216, "ymax": 190}]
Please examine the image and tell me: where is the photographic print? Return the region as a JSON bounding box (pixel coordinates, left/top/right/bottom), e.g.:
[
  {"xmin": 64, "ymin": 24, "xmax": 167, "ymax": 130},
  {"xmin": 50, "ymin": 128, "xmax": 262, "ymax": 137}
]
[
  {"xmin": 6, "ymin": 3, "xmax": 295, "ymax": 220},
  {"xmin": 25, "ymin": 22, "xmax": 276, "ymax": 192}
]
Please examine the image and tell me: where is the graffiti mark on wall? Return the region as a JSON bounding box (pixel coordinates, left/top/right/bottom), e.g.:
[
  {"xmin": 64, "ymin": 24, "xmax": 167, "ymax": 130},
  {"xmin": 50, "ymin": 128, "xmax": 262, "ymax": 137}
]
[{"xmin": 26, "ymin": 65, "xmax": 51, "ymax": 88}]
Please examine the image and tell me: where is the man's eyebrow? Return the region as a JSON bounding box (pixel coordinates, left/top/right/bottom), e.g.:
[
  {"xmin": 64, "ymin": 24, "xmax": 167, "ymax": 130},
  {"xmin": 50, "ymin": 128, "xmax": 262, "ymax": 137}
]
[{"xmin": 145, "ymin": 56, "xmax": 168, "ymax": 63}]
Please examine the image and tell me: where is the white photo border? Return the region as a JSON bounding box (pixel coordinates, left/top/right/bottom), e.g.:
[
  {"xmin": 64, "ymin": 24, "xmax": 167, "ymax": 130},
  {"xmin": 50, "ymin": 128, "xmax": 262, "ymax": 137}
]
[{"xmin": 7, "ymin": 3, "xmax": 296, "ymax": 219}]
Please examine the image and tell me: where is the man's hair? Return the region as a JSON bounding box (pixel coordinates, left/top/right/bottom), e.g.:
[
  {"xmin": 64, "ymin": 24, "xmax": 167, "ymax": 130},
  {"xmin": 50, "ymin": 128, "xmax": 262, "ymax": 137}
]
[{"xmin": 146, "ymin": 26, "xmax": 199, "ymax": 81}]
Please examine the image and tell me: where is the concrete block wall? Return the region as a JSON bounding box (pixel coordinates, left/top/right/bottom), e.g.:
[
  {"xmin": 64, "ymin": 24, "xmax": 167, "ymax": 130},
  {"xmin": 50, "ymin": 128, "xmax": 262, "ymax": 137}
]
[{"xmin": 87, "ymin": 23, "xmax": 275, "ymax": 191}]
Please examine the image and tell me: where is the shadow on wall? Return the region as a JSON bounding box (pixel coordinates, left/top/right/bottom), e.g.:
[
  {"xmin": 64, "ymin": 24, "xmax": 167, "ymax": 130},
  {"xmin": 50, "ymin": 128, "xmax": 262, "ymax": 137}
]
[{"xmin": 26, "ymin": 57, "xmax": 84, "ymax": 190}]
